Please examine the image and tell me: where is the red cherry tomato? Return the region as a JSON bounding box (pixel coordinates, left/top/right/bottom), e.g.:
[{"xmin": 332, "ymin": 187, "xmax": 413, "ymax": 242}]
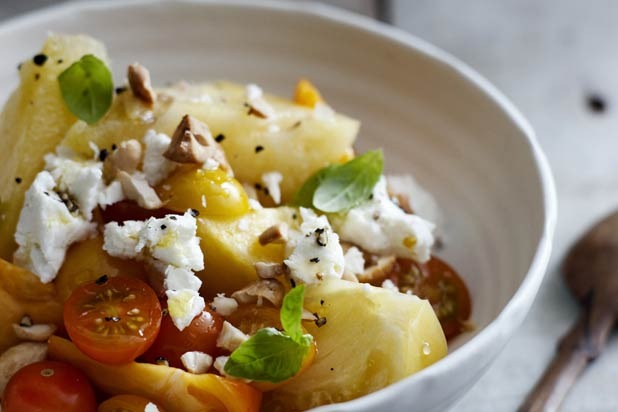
[
  {"xmin": 389, "ymin": 256, "xmax": 472, "ymax": 340},
  {"xmin": 63, "ymin": 275, "xmax": 162, "ymax": 364},
  {"xmin": 141, "ymin": 307, "xmax": 223, "ymax": 369},
  {"xmin": 99, "ymin": 200, "xmax": 176, "ymax": 223},
  {"xmin": 1, "ymin": 361, "xmax": 96, "ymax": 412},
  {"xmin": 98, "ymin": 394, "xmax": 165, "ymax": 412}
]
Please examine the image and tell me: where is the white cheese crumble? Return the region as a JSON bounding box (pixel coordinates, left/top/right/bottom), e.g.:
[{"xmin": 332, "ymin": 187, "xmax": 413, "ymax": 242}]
[
  {"xmin": 248, "ymin": 198, "xmax": 263, "ymax": 211},
  {"xmin": 284, "ymin": 208, "xmax": 344, "ymax": 284},
  {"xmin": 13, "ymin": 172, "xmax": 96, "ymax": 283},
  {"xmin": 381, "ymin": 279, "xmax": 399, "ymax": 292},
  {"xmin": 142, "ymin": 129, "xmax": 176, "ymax": 186},
  {"xmin": 333, "ymin": 177, "xmax": 435, "ymax": 263},
  {"xmin": 245, "ymin": 83, "xmax": 275, "ymax": 118},
  {"xmin": 343, "ymin": 246, "xmax": 365, "ymax": 277},
  {"xmin": 313, "ymin": 102, "xmax": 335, "ymax": 122},
  {"xmin": 103, "ymin": 211, "xmax": 205, "ymax": 331},
  {"xmin": 213, "ymin": 356, "xmax": 230, "ymax": 376},
  {"xmin": 386, "ymin": 174, "xmax": 443, "ymax": 232},
  {"xmin": 261, "ymin": 171, "xmax": 283, "ymax": 205},
  {"xmin": 144, "ymin": 403, "xmax": 160, "ymax": 412},
  {"xmin": 216, "ymin": 321, "xmax": 249, "ymax": 352},
  {"xmin": 180, "ymin": 351, "xmax": 213, "ymax": 374},
  {"xmin": 211, "ymin": 294, "xmax": 238, "ymax": 316},
  {"xmin": 166, "ymin": 289, "xmax": 206, "ymax": 331}
]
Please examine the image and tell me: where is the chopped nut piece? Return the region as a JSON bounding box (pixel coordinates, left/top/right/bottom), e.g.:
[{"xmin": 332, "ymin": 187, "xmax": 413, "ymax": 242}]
[
  {"xmin": 216, "ymin": 321, "xmax": 249, "ymax": 352},
  {"xmin": 245, "ymin": 84, "xmax": 275, "ymax": 119},
  {"xmin": 301, "ymin": 308, "xmax": 315, "ymax": 321},
  {"xmin": 254, "ymin": 262, "xmax": 289, "ymax": 279},
  {"xmin": 12, "ymin": 322, "xmax": 57, "ymax": 342},
  {"xmin": 105, "ymin": 139, "xmax": 142, "ymax": 177},
  {"xmin": 163, "ymin": 115, "xmax": 231, "ymax": 172},
  {"xmin": 258, "ymin": 223, "xmax": 289, "ymax": 245},
  {"xmin": 231, "ymin": 279, "xmax": 285, "ymax": 307},
  {"xmin": 128, "ymin": 62, "xmax": 156, "ymax": 105},
  {"xmin": 117, "ymin": 171, "xmax": 163, "ymax": 209},
  {"xmin": 391, "ymin": 193, "xmax": 413, "ymax": 214},
  {"xmin": 180, "ymin": 351, "xmax": 213, "ymax": 374},
  {"xmin": 358, "ymin": 255, "xmax": 397, "ymax": 284},
  {"xmin": 0, "ymin": 342, "xmax": 47, "ymax": 396}
]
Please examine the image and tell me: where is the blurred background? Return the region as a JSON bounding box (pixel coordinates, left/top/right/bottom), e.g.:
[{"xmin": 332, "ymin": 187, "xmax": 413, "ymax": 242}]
[{"xmin": 2, "ymin": 1, "xmax": 617, "ymax": 411}]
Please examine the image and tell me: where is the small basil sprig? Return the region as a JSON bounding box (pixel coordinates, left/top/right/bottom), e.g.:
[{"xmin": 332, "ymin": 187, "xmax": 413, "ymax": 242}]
[
  {"xmin": 58, "ymin": 54, "xmax": 113, "ymax": 124},
  {"xmin": 224, "ymin": 285, "xmax": 313, "ymax": 382},
  {"xmin": 293, "ymin": 150, "xmax": 383, "ymax": 213}
]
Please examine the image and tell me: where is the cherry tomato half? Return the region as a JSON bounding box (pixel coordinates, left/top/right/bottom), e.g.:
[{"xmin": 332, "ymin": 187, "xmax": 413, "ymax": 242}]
[
  {"xmin": 389, "ymin": 256, "xmax": 472, "ymax": 340},
  {"xmin": 2, "ymin": 361, "xmax": 96, "ymax": 412},
  {"xmin": 141, "ymin": 307, "xmax": 223, "ymax": 369},
  {"xmin": 98, "ymin": 394, "xmax": 165, "ymax": 412},
  {"xmin": 99, "ymin": 200, "xmax": 176, "ymax": 223},
  {"xmin": 64, "ymin": 275, "xmax": 162, "ymax": 364}
]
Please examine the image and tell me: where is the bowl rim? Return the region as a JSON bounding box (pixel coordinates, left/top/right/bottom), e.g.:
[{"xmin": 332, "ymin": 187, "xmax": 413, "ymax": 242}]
[{"xmin": 0, "ymin": 0, "xmax": 558, "ymax": 409}]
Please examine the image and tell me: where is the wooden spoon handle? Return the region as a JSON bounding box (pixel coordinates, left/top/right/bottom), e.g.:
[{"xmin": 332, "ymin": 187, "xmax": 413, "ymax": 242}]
[{"xmin": 518, "ymin": 303, "xmax": 614, "ymax": 412}]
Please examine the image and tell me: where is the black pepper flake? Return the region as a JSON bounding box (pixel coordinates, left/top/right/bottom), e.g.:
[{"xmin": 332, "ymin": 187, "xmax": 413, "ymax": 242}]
[
  {"xmin": 587, "ymin": 93, "xmax": 607, "ymax": 113},
  {"xmin": 115, "ymin": 86, "xmax": 127, "ymax": 95},
  {"xmin": 14, "ymin": 177, "xmax": 22, "ymax": 184},
  {"xmin": 369, "ymin": 193, "xmax": 374, "ymax": 200},
  {"xmin": 255, "ymin": 145, "xmax": 264, "ymax": 153},
  {"xmin": 17, "ymin": 62, "xmax": 22, "ymax": 71},
  {"xmin": 215, "ymin": 133, "xmax": 225, "ymax": 143},
  {"xmin": 315, "ymin": 227, "xmax": 328, "ymax": 247},
  {"xmin": 292, "ymin": 213, "xmax": 297, "ymax": 220},
  {"xmin": 320, "ymin": 299, "xmax": 325, "ymax": 306},
  {"xmin": 160, "ymin": 224, "xmax": 167, "ymax": 230},
  {"xmin": 162, "ymin": 308, "xmax": 169, "ymax": 317},
  {"xmin": 190, "ymin": 208, "xmax": 200, "ymax": 217},
  {"xmin": 95, "ymin": 275, "xmax": 109, "ymax": 285},
  {"xmin": 111, "ymin": 143, "xmax": 117, "ymax": 151},
  {"xmin": 34, "ymin": 73, "xmax": 40, "ymax": 81},
  {"xmin": 290, "ymin": 278, "xmax": 297, "ymax": 288},
  {"xmin": 44, "ymin": 192, "xmax": 50, "ymax": 196},
  {"xmin": 330, "ymin": 367, "xmax": 334, "ymax": 371},
  {"xmin": 263, "ymin": 188, "xmax": 270, "ymax": 196},
  {"xmin": 57, "ymin": 59, "xmax": 64, "ymax": 64},
  {"xmin": 310, "ymin": 257, "xmax": 320, "ymax": 263},
  {"xmin": 98, "ymin": 148, "xmax": 109, "ymax": 162},
  {"xmin": 254, "ymin": 183, "xmax": 263, "ymax": 190},
  {"xmin": 105, "ymin": 316, "xmax": 121, "ymax": 322},
  {"xmin": 169, "ymin": 216, "xmax": 177, "ymax": 220},
  {"xmin": 32, "ymin": 54, "xmax": 48, "ymax": 66},
  {"xmin": 313, "ymin": 313, "xmax": 327, "ymax": 328}
]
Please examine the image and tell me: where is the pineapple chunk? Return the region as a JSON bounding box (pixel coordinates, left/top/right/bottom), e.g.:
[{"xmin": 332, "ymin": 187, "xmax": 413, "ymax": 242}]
[
  {"xmin": 48, "ymin": 336, "xmax": 262, "ymax": 412},
  {"xmin": 197, "ymin": 207, "xmax": 298, "ymax": 296},
  {"xmin": 154, "ymin": 81, "xmax": 359, "ymax": 202},
  {"xmin": 264, "ymin": 279, "xmax": 447, "ymax": 411},
  {"xmin": 0, "ymin": 34, "xmax": 108, "ymax": 260}
]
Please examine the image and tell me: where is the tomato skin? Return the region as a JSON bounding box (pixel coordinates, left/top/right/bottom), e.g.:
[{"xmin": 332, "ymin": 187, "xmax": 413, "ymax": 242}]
[
  {"xmin": 99, "ymin": 200, "xmax": 176, "ymax": 223},
  {"xmin": 97, "ymin": 394, "xmax": 165, "ymax": 412},
  {"xmin": 2, "ymin": 361, "xmax": 96, "ymax": 412},
  {"xmin": 141, "ymin": 308, "xmax": 223, "ymax": 369},
  {"xmin": 64, "ymin": 276, "xmax": 162, "ymax": 364},
  {"xmin": 389, "ymin": 256, "xmax": 472, "ymax": 340}
]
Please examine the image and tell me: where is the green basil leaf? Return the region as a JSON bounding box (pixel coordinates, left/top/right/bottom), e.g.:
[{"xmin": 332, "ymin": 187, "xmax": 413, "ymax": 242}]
[
  {"xmin": 280, "ymin": 284, "xmax": 305, "ymax": 342},
  {"xmin": 292, "ymin": 165, "xmax": 335, "ymax": 207},
  {"xmin": 58, "ymin": 54, "xmax": 113, "ymax": 124},
  {"xmin": 313, "ymin": 150, "xmax": 383, "ymax": 213},
  {"xmin": 224, "ymin": 328, "xmax": 312, "ymax": 382}
]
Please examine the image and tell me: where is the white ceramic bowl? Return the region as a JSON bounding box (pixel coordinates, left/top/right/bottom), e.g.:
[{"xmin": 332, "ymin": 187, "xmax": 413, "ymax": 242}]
[{"xmin": 0, "ymin": 1, "xmax": 557, "ymax": 411}]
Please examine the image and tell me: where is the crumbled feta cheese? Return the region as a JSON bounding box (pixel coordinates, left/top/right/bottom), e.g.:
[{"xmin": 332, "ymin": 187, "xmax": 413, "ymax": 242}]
[
  {"xmin": 203, "ymin": 158, "xmax": 220, "ymax": 171},
  {"xmin": 164, "ymin": 266, "xmax": 202, "ymax": 291},
  {"xmin": 13, "ymin": 172, "xmax": 96, "ymax": 282},
  {"xmin": 333, "ymin": 177, "xmax": 435, "ymax": 263},
  {"xmin": 381, "ymin": 279, "xmax": 399, "ymax": 292},
  {"xmin": 386, "ymin": 174, "xmax": 443, "ymax": 231},
  {"xmin": 143, "ymin": 130, "xmax": 176, "ymax": 186},
  {"xmin": 98, "ymin": 180, "xmax": 125, "ymax": 208},
  {"xmin": 261, "ymin": 171, "xmax": 283, "ymax": 205},
  {"xmin": 343, "ymin": 246, "xmax": 365, "ymax": 277},
  {"xmin": 213, "ymin": 356, "xmax": 230, "ymax": 376},
  {"xmin": 144, "ymin": 403, "xmax": 160, "ymax": 412},
  {"xmin": 180, "ymin": 351, "xmax": 213, "ymax": 374},
  {"xmin": 216, "ymin": 321, "xmax": 249, "ymax": 352},
  {"xmin": 246, "ymin": 84, "xmax": 263, "ymax": 101},
  {"xmin": 44, "ymin": 153, "xmax": 104, "ymax": 220},
  {"xmin": 211, "ymin": 294, "xmax": 238, "ymax": 316},
  {"xmin": 237, "ymin": 218, "xmax": 249, "ymax": 232},
  {"xmin": 284, "ymin": 208, "xmax": 344, "ymax": 284},
  {"xmin": 245, "ymin": 84, "xmax": 275, "ymax": 118},
  {"xmin": 248, "ymin": 198, "xmax": 263, "ymax": 211},
  {"xmin": 166, "ymin": 289, "xmax": 205, "ymax": 331},
  {"xmin": 104, "ymin": 211, "xmax": 204, "ymax": 271},
  {"xmin": 313, "ymin": 102, "xmax": 335, "ymax": 121}
]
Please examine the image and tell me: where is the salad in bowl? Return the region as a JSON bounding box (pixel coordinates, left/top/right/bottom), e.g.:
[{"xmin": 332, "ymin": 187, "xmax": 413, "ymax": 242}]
[{"xmin": 0, "ymin": 34, "xmax": 471, "ymax": 412}]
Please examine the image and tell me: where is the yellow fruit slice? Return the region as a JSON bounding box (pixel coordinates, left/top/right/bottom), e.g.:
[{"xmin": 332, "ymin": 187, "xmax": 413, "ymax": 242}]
[
  {"xmin": 264, "ymin": 279, "xmax": 447, "ymax": 411},
  {"xmin": 49, "ymin": 336, "xmax": 262, "ymax": 412},
  {"xmin": 0, "ymin": 34, "xmax": 108, "ymax": 260}
]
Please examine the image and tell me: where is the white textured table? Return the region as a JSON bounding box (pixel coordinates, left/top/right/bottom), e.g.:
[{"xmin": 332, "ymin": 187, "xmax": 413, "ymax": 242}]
[
  {"xmin": 1, "ymin": 1, "xmax": 616, "ymax": 410},
  {"xmin": 392, "ymin": 1, "xmax": 618, "ymax": 411}
]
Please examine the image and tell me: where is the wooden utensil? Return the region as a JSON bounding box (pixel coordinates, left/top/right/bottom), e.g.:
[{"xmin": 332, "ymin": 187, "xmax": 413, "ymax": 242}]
[{"xmin": 519, "ymin": 211, "xmax": 618, "ymax": 412}]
